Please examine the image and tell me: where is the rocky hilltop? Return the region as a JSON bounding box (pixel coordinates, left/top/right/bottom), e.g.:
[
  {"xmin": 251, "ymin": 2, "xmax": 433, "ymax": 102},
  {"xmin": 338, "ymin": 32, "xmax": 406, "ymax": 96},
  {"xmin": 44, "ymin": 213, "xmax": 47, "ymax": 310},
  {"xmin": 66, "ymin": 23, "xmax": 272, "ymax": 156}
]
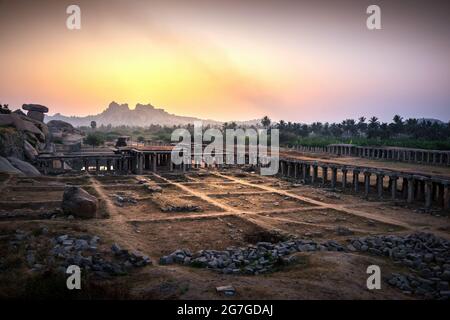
[{"xmin": 45, "ymin": 102, "xmax": 220, "ymax": 127}]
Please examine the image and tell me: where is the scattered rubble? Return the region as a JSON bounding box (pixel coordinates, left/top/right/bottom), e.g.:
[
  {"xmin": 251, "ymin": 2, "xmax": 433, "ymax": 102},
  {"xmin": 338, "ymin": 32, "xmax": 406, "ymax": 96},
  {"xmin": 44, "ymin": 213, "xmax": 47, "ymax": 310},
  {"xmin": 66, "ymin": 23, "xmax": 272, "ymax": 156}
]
[
  {"xmin": 113, "ymin": 193, "xmax": 137, "ymax": 206},
  {"xmin": 350, "ymin": 233, "xmax": 450, "ymax": 300},
  {"xmin": 6, "ymin": 229, "xmax": 151, "ymax": 278},
  {"xmin": 159, "ymin": 239, "xmax": 346, "ymax": 275},
  {"xmin": 143, "ymin": 183, "xmax": 162, "ymax": 193}
]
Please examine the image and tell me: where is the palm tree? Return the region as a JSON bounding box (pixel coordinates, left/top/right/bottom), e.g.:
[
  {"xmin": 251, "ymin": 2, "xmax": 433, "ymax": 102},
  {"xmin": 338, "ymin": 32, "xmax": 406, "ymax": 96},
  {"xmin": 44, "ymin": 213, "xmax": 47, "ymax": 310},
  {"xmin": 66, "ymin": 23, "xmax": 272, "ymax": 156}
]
[
  {"xmin": 261, "ymin": 116, "xmax": 271, "ymax": 129},
  {"xmin": 368, "ymin": 117, "xmax": 380, "ymax": 138}
]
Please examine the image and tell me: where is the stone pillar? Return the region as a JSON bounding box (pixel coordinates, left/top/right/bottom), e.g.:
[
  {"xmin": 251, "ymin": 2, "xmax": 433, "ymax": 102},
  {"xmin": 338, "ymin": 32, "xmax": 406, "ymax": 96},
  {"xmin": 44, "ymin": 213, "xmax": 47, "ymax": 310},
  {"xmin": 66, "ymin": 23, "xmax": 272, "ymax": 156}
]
[
  {"xmin": 364, "ymin": 172, "xmax": 371, "ymax": 198},
  {"xmin": 401, "ymin": 178, "xmax": 408, "ymax": 199},
  {"xmin": 407, "ymin": 177, "xmax": 415, "ymax": 203},
  {"xmin": 95, "ymin": 159, "xmax": 100, "ymax": 172},
  {"xmin": 137, "ymin": 154, "xmax": 143, "ymax": 174},
  {"xmin": 416, "ymin": 180, "xmax": 424, "ymax": 201},
  {"xmin": 287, "ymin": 163, "xmax": 292, "ymax": 178},
  {"xmin": 305, "ymin": 165, "xmax": 311, "ymax": 180},
  {"xmin": 342, "ymin": 169, "xmax": 348, "ymax": 190},
  {"xmin": 390, "ymin": 176, "xmax": 398, "ymax": 200},
  {"xmin": 107, "ymin": 160, "xmax": 111, "ymax": 172},
  {"xmin": 443, "ymin": 183, "xmax": 449, "ymax": 210},
  {"xmin": 432, "ymin": 182, "xmax": 437, "ymax": 201},
  {"xmin": 437, "ymin": 183, "xmax": 444, "ymax": 206},
  {"xmin": 322, "ymin": 166, "xmax": 328, "ymax": 185},
  {"xmin": 425, "ymin": 180, "xmax": 432, "ymax": 209},
  {"xmin": 152, "ymin": 154, "xmax": 157, "ymax": 172},
  {"xmin": 376, "ymin": 174, "xmax": 384, "ymax": 199},
  {"xmin": 294, "ymin": 163, "xmax": 298, "ymax": 179},
  {"xmin": 312, "ymin": 165, "xmax": 318, "ymax": 184},
  {"xmin": 353, "ymin": 170, "xmax": 360, "ymax": 192},
  {"xmin": 331, "ymin": 167, "xmax": 337, "ymax": 189},
  {"xmin": 302, "ymin": 164, "xmax": 307, "ymax": 181}
]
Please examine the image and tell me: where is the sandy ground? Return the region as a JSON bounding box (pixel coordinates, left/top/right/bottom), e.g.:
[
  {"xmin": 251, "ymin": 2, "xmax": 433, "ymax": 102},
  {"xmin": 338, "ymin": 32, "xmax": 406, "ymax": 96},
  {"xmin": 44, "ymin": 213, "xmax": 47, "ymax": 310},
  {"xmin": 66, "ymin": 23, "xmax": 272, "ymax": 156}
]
[{"xmin": 0, "ymin": 162, "xmax": 449, "ymax": 299}]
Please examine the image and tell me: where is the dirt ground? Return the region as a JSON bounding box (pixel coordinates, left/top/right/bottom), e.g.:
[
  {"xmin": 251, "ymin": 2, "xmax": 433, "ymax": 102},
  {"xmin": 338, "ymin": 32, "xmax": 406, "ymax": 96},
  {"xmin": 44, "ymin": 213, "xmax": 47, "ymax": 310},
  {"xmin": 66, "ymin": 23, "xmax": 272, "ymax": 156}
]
[{"xmin": 0, "ymin": 161, "xmax": 449, "ymax": 299}]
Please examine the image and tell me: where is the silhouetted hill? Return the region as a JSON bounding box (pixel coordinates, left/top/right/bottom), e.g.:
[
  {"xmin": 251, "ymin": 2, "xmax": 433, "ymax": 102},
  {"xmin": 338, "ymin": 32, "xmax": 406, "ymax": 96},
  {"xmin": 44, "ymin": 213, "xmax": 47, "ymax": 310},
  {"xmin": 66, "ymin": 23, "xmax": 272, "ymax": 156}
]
[{"xmin": 45, "ymin": 102, "xmax": 221, "ymax": 127}]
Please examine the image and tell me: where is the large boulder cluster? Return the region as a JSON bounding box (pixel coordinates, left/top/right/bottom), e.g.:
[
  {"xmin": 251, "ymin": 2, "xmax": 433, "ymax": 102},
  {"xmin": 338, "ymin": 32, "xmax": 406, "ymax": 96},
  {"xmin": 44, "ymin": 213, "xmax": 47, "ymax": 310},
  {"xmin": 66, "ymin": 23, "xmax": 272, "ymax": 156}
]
[
  {"xmin": 0, "ymin": 103, "xmax": 82, "ymax": 175},
  {"xmin": 349, "ymin": 233, "xmax": 450, "ymax": 299},
  {"xmin": 0, "ymin": 103, "xmax": 52, "ymax": 176},
  {"xmin": 159, "ymin": 239, "xmax": 347, "ymax": 275}
]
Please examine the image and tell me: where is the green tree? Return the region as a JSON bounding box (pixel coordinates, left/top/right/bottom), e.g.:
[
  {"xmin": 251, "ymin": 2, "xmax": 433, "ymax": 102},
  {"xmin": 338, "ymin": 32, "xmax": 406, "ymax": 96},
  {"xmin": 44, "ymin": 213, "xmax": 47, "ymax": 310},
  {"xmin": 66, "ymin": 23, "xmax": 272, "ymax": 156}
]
[
  {"xmin": 84, "ymin": 133, "xmax": 104, "ymax": 150},
  {"xmin": 90, "ymin": 121, "xmax": 97, "ymax": 130},
  {"xmin": 137, "ymin": 136, "xmax": 145, "ymax": 143}
]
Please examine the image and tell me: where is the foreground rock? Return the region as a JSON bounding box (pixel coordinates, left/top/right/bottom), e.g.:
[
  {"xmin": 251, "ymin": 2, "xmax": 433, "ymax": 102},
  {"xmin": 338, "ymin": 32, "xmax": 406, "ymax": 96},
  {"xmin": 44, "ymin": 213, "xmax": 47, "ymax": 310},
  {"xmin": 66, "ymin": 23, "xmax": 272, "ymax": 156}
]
[{"xmin": 62, "ymin": 186, "xmax": 98, "ymax": 219}]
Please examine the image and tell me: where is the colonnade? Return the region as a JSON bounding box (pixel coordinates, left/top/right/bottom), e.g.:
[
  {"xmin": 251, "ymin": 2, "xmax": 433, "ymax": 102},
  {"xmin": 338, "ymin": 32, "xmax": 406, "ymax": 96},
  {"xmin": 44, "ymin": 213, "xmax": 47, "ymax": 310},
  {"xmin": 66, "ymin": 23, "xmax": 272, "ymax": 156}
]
[{"xmin": 278, "ymin": 158, "xmax": 450, "ymax": 210}]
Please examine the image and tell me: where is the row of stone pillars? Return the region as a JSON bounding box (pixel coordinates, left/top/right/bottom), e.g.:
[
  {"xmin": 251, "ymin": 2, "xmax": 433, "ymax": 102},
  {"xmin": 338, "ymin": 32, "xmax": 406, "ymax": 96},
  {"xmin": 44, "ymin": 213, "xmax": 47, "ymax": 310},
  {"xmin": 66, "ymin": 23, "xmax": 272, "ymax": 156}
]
[
  {"xmin": 38, "ymin": 157, "xmax": 124, "ymax": 174},
  {"xmin": 278, "ymin": 159, "xmax": 450, "ymax": 211},
  {"xmin": 293, "ymin": 144, "xmax": 450, "ymax": 166},
  {"xmin": 355, "ymin": 147, "xmax": 450, "ymax": 166}
]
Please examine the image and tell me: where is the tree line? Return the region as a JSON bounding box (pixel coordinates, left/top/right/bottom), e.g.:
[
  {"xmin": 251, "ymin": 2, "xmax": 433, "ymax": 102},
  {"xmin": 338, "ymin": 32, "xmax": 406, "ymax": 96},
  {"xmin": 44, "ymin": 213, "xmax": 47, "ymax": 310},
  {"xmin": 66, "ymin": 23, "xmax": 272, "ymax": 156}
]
[{"xmin": 261, "ymin": 115, "xmax": 450, "ymax": 150}]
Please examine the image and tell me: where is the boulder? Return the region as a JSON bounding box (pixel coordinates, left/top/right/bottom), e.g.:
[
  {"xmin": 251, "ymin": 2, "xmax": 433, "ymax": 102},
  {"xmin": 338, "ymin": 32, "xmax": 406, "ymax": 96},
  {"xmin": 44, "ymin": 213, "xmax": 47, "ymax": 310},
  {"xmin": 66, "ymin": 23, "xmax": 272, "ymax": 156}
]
[
  {"xmin": 23, "ymin": 140, "xmax": 38, "ymax": 160},
  {"xmin": 62, "ymin": 186, "xmax": 98, "ymax": 219},
  {"xmin": 0, "ymin": 156, "xmax": 24, "ymax": 175},
  {"xmin": 22, "ymin": 104, "xmax": 49, "ymax": 113},
  {"xmin": 27, "ymin": 110, "xmax": 45, "ymax": 122},
  {"xmin": 47, "ymin": 120, "xmax": 74, "ymax": 131},
  {"xmin": 7, "ymin": 157, "xmax": 41, "ymax": 176}
]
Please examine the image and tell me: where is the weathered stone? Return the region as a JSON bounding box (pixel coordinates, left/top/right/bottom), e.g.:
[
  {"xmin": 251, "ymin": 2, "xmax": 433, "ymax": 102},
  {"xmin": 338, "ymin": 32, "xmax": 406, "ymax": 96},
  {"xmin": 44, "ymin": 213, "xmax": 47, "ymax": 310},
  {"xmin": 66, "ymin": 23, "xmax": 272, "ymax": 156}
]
[
  {"xmin": 0, "ymin": 156, "xmax": 24, "ymax": 175},
  {"xmin": 335, "ymin": 226, "xmax": 354, "ymax": 236},
  {"xmin": 27, "ymin": 110, "xmax": 45, "ymax": 122},
  {"xmin": 61, "ymin": 186, "xmax": 98, "ymax": 219},
  {"xmin": 216, "ymin": 285, "xmax": 235, "ymax": 296},
  {"xmin": 159, "ymin": 255, "xmax": 174, "ymax": 265},
  {"xmin": 23, "ymin": 140, "xmax": 38, "ymax": 160},
  {"xmin": 7, "ymin": 156, "xmax": 40, "ymax": 176},
  {"xmin": 22, "ymin": 104, "xmax": 49, "ymax": 113}
]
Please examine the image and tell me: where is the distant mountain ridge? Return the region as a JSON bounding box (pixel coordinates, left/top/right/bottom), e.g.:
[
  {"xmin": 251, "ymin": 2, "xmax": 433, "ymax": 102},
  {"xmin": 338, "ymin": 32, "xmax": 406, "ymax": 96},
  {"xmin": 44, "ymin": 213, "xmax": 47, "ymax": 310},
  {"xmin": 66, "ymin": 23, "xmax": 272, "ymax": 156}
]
[{"xmin": 44, "ymin": 102, "xmax": 222, "ymax": 127}]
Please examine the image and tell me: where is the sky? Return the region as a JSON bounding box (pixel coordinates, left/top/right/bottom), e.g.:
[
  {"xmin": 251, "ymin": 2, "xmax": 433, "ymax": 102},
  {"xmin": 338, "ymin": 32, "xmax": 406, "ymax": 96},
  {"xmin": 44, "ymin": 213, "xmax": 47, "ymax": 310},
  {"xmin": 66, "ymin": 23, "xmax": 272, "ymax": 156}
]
[{"xmin": 0, "ymin": 0, "xmax": 449, "ymax": 123}]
